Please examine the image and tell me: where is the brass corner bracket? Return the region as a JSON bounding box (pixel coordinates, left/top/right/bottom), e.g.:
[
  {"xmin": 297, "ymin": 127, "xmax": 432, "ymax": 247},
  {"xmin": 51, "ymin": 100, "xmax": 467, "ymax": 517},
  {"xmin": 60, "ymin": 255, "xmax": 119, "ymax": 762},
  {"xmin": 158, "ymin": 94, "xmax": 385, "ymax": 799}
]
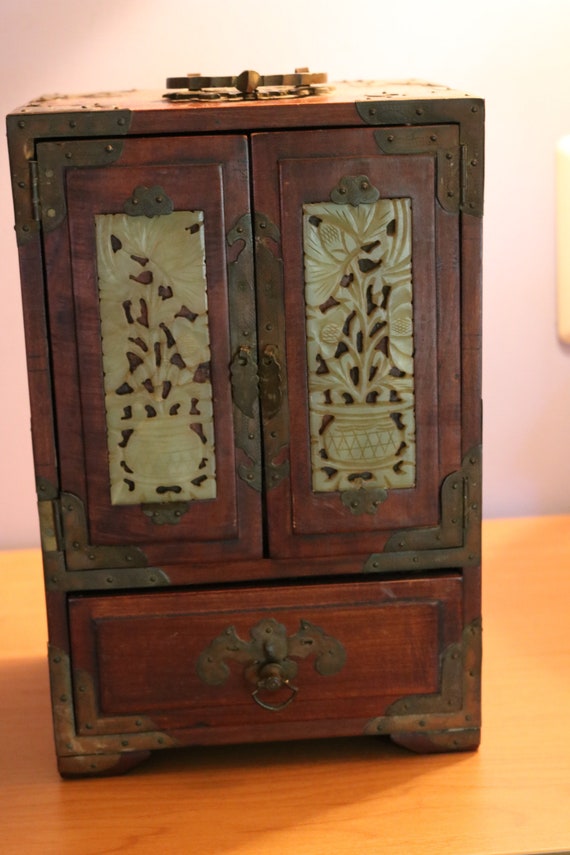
[
  {"xmin": 356, "ymin": 97, "xmax": 484, "ymax": 216},
  {"xmin": 364, "ymin": 618, "xmax": 481, "ymax": 739},
  {"xmin": 363, "ymin": 445, "xmax": 482, "ymax": 574}
]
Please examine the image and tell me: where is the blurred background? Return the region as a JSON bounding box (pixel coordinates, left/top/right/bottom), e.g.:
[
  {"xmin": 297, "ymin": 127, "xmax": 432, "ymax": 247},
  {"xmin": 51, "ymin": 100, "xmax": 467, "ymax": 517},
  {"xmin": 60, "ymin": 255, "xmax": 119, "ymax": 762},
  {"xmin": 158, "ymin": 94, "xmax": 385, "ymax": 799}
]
[{"xmin": 1, "ymin": 0, "xmax": 570, "ymax": 548}]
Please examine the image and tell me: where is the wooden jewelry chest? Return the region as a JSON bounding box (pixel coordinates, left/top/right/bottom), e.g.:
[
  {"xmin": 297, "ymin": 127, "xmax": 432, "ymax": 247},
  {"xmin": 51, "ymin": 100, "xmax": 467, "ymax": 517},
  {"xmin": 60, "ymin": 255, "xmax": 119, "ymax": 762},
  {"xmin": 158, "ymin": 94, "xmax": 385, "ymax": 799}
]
[{"xmin": 7, "ymin": 73, "xmax": 483, "ymax": 776}]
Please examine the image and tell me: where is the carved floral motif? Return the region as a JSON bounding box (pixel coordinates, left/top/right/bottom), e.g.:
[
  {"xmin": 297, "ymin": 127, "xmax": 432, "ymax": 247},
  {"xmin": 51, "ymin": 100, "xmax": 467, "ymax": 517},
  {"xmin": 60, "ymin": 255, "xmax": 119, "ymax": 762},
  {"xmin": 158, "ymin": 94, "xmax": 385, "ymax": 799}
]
[
  {"xmin": 303, "ymin": 196, "xmax": 416, "ymax": 493},
  {"xmin": 96, "ymin": 211, "xmax": 216, "ymax": 505}
]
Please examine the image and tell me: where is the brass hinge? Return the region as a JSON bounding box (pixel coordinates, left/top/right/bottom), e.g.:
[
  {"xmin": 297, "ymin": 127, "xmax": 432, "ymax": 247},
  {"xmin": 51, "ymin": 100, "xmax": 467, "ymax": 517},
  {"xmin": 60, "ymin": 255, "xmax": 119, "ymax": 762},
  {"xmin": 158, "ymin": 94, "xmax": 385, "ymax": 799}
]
[{"xmin": 38, "ymin": 492, "xmax": 63, "ymax": 555}]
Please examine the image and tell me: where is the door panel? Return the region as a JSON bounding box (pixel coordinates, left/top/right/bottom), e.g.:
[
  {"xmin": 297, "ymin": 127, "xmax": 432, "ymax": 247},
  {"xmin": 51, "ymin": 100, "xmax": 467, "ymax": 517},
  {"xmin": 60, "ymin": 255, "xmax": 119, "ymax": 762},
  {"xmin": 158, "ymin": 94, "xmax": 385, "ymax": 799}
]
[
  {"xmin": 40, "ymin": 135, "xmax": 263, "ymax": 567},
  {"xmin": 251, "ymin": 129, "xmax": 461, "ymax": 559}
]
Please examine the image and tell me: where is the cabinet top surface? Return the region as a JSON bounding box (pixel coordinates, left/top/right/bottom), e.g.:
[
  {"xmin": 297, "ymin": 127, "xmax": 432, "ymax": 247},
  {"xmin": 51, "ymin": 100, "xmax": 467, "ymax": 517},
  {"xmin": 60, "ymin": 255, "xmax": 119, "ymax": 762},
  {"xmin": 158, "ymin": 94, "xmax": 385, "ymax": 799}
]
[{"xmin": 7, "ymin": 79, "xmax": 482, "ymax": 124}]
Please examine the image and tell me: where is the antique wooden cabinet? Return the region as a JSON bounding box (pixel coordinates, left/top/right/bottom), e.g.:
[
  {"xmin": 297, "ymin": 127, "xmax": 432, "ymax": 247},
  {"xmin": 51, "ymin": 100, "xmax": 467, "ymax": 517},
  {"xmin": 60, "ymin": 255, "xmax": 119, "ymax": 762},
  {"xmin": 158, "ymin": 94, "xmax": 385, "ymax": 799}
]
[{"xmin": 7, "ymin": 74, "xmax": 483, "ymax": 776}]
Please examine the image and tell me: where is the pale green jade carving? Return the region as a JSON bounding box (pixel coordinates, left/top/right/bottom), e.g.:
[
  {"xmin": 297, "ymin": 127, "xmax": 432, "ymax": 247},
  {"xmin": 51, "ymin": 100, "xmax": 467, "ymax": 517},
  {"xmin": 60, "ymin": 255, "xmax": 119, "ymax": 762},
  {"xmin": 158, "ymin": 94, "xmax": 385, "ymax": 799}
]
[
  {"xmin": 96, "ymin": 211, "xmax": 216, "ymax": 505},
  {"xmin": 303, "ymin": 197, "xmax": 416, "ymax": 494}
]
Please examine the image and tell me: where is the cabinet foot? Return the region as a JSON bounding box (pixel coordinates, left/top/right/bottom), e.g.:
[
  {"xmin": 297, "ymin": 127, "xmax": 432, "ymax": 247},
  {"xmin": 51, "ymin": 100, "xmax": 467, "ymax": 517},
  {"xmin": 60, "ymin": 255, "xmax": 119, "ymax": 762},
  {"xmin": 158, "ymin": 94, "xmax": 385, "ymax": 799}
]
[
  {"xmin": 389, "ymin": 727, "xmax": 481, "ymax": 754},
  {"xmin": 58, "ymin": 751, "xmax": 152, "ymax": 778}
]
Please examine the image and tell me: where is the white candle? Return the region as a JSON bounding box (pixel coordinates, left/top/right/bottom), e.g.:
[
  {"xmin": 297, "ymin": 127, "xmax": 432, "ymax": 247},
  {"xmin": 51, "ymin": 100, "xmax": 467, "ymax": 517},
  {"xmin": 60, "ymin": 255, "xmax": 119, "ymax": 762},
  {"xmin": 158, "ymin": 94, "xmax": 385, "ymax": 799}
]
[{"xmin": 557, "ymin": 135, "xmax": 570, "ymax": 344}]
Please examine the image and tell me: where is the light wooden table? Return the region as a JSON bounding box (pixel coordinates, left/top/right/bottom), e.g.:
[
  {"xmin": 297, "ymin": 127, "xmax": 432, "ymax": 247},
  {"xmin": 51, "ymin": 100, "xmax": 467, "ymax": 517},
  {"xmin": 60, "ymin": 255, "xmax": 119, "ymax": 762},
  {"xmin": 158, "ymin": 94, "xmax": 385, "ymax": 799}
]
[{"xmin": 1, "ymin": 516, "xmax": 569, "ymax": 855}]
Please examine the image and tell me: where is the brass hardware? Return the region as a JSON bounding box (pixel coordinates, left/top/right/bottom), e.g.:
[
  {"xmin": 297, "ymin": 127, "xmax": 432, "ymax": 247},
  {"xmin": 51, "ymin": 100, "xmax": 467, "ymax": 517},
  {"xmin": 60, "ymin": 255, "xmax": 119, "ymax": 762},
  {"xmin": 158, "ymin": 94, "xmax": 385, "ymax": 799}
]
[
  {"xmin": 230, "ymin": 345, "xmax": 259, "ymax": 419},
  {"xmin": 141, "ymin": 502, "xmax": 190, "ymax": 525},
  {"xmin": 362, "ymin": 446, "xmax": 482, "ymax": 573},
  {"xmin": 36, "ymin": 482, "xmax": 168, "ymax": 591},
  {"xmin": 254, "ymin": 212, "xmax": 290, "ymax": 489},
  {"xmin": 365, "ymin": 618, "xmax": 482, "ymax": 736},
  {"xmin": 7, "ymin": 108, "xmax": 131, "ymax": 244},
  {"xmin": 38, "ymin": 498, "xmax": 61, "ymax": 554},
  {"xmin": 164, "ymin": 69, "xmax": 329, "ymax": 101},
  {"xmin": 227, "ymin": 214, "xmax": 263, "ymax": 491},
  {"xmin": 59, "ymin": 491, "xmax": 148, "ymax": 571},
  {"xmin": 258, "ymin": 344, "xmax": 283, "ymax": 421},
  {"xmin": 252, "ymin": 663, "xmax": 299, "ymax": 711},
  {"xmin": 373, "ymin": 125, "xmax": 460, "ymax": 214},
  {"xmin": 48, "ymin": 646, "xmax": 175, "ymax": 769},
  {"xmin": 357, "ymin": 98, "xmax": 484, "ymax": 216},
  {"xmin": 32, "ymin": 138, "xmax": 125, "ymax": 235},
  {"xmin": 123, "ymin": 185, "xmax": 174, "ymax": 218},
  {"xmin": 197, "ymin": 618, "xmax": 346, "ymax": 711},
  {"xmin": 340, "ymin": 488, "xmax": 388, "ymax": 515},
  {"xmin": 331, "ymin": 174, "xmax": 380, "ymax": 207}
]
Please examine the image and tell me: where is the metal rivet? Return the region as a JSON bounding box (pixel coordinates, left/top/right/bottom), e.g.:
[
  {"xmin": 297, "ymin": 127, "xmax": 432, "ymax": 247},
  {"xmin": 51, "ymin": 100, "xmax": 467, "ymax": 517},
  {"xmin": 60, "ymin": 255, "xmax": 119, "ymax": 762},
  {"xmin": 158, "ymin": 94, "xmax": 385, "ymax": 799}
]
[
  {"xmin": 106, "ymin": 576, "xmax": 114, "ymax": 584},
  {"xmin": 18, "ymin": 180, "xmax": 26, "ymax": 188},
  {"xmin": 18, "ymin": 120, "xmax": 26, "ymax": 129},
  {"xmin": 368, "ymin": 107, "xmax": 377, "ymax": 116},
  {"xmin": 416, "ymin": 108, "xmax": 424, "ymax": 115},
  {"xmin": 22, "ymin": 224, "xmax": 30, "ymax": 232},
  {"xmin": 47, "ymin": 208, "xmax": 56, "ymax": 218},
  {"xmin": 266, "ymin": 323, "xmax": 273, "ymax": 331},
  {"xmin": 387, "ymin": 134, "xmax": 395, "ymax": 142},
  {"xmin": 471, "ymin": 159, "xmax": 478, "ymax": 167},
  {"xmin": 65, "ymin": 152, "xmax": 73, "ymax": 159},
  {"xmin": 69, "ymin": 120, "xmax": 77, "ymax": 129},
  {"xmin": 446, "ymin": 152, "xmax": 453, "ymax": 160},
  {"xmin": 447, "ymin": 190, "xmax": 455, "ymax": 198},
  {"xmin": 117, "ymin": 117, "xmax": 126, "ymax": 126},
  {"xmin": 430, "ymin": 134, "xmax": 437, "ymax": 142},
  {"xmin": 60, "ymin": 694, "xmax": 67, "ymax": 702},
  {"xmin": 471, "ymin": 105, "xmax": 479, "ymax": 113},
  {"xmin": 259, "ymin": 221, "xmax": 267, "ymax": 229},
  {"xmin": 105, "ymin": 144, "xmax": 114, "ymax": 153}
]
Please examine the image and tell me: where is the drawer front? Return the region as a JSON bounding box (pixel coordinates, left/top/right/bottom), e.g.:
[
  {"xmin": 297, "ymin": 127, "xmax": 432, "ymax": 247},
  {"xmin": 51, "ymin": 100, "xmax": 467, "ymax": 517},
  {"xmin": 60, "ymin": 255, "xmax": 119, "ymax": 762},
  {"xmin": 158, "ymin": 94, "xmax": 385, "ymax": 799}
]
[{"xmin": 68, "ymin": 575, "xmax": 462, "ymax": 744}]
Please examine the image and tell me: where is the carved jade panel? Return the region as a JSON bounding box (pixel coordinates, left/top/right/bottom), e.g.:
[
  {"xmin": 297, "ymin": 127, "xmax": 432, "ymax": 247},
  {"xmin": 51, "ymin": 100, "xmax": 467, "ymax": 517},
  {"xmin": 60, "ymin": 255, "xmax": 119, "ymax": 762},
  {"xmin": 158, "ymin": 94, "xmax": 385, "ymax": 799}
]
[
  {"xmin": 96, "ymin": 211, "xmax": 216, "ymax": 505},
  {"xmin": 303, "ymin": 195, "xmax": 416, "ymax": 494}
]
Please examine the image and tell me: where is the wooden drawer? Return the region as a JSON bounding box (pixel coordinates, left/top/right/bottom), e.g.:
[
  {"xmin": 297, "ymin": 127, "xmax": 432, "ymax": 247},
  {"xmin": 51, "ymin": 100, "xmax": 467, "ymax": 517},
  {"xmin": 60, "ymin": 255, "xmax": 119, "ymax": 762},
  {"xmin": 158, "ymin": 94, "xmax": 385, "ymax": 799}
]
[{"xmin": 67, "ymin": 574, "xmax": 464, "ymax": 747}]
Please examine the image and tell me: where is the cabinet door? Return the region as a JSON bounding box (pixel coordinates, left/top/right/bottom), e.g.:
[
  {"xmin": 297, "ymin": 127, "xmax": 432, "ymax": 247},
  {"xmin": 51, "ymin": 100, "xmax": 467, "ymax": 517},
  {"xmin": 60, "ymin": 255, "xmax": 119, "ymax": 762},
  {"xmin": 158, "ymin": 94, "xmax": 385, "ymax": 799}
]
[
  {"xmin": 39, "ymin": 135, "xmax": 263, "ymax": 567},
  {"xmin": 252, "ymin": 129, "xmax": 461, "ymax": 559}
]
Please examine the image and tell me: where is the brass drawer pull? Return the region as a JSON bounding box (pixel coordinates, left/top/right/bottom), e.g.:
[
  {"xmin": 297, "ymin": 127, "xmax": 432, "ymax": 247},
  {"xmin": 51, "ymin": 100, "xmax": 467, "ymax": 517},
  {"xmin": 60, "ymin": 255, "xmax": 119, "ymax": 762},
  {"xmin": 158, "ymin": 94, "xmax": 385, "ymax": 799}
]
[
  {"xmin": 251, "ymin": 662, "xmax": 299, "ymax": 711},
  {"xmin": 197, "ymin": 618, "xmax": 346, "ymax": 711}
]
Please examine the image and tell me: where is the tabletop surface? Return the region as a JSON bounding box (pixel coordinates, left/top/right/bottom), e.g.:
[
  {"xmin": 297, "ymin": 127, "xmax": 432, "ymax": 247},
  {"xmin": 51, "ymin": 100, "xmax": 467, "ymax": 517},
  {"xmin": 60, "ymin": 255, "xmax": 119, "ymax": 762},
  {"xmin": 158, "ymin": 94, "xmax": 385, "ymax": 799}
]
[{"xmin": 1, "ymin": 515, "xmax": 569, "ymax": 855}]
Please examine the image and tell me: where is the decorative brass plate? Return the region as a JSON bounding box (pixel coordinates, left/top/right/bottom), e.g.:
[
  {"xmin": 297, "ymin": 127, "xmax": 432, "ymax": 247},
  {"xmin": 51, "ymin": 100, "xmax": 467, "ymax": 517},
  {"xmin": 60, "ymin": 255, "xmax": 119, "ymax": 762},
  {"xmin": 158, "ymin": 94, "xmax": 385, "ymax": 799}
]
[{"xmin": 197, "ymin": 618, "xmax": 346, "ymax": 711}]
